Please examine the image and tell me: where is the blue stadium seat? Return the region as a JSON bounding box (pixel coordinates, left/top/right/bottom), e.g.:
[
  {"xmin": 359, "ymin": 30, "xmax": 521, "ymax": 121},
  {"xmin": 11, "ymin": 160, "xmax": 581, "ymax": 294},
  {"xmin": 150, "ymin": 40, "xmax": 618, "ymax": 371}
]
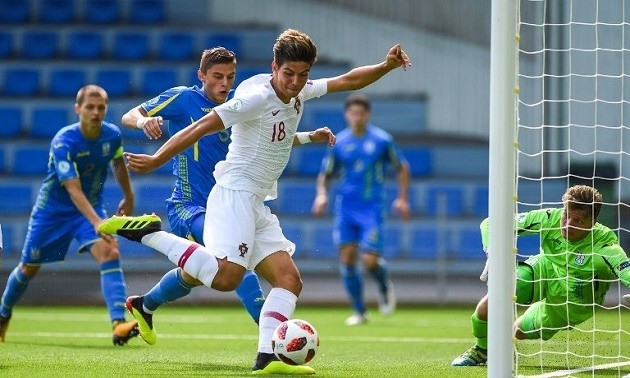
[
  {"xmin": 312, "ymin": 108, "xmax": 345, "ymax": 133},
  {"xmin": 160, "ymin": 32, "xmax": 194, "ymax": 61},
  {"xmin": 0, "ymin": 146, "xmax": 4, "ymax": 173},
  {"xmin": 0, "ymin": 32, "xmax": 13, "ymax": 58},
  {"xmin": 205, "ymin": 33, "xmax": 241, "ymax": 59},
  {"xmin": 22, "ymin": 31, "xmax": 58, "ymax": 59},
  {"xmin": 0, "ymin": 184, "xmax": 32, "ymax": 214},
  {"xmin": 101, "ymin": 184, "xmax": 124, "ymax": 211},
  {"xmin": 12, "ymin": 145, "xmax": 50, "ymax": 175},
  {"xmin": 140, "ymin": 68, "xmax": 177, "ymax": 96},
  {"xmin": 38, "ymin": 0, "xmax": 75, "ymax": 23},
  {"xmin": 135, "ymin": 184, "xmax": 174, "ymax": 214},
  {"xmin": 0, "ymin": 106, "xmax": 22, "ymax": 137},
  {"xmin": 472, "ymin": 185, "xmax": 489, "ymax": 216},
  {"xmin": 425, "ymin": 184, "xmax": 465, "ymax": 216},
  {"xmin": 295, "ymin": 147, "xmax": 326, "ymax": 176},
  {"xmin": 1, "ymin": 223, "xmax": 16, "ymax": 255},
  {"xmin": 400, "ymin": 147, "xmax": 431, "ymax": 177},
  {"xmin": 277, "ymin": 183, "xmax": 316, "ymax": 215},
  {"xmin": 116, "ymin": 238, "xmax": 157, "ymax": 257},
  {"xmin": 517, "ymin": 235, "xmax": 541, "ymax": 258},
  {"xmin": 311, "ymin": 224, "xmax": 337, "ymax": 258},
  {"xmin": 49, "ymin": 69, "xmax": 86, "ymax": 96},
  {"xmin": 383, "ymin": 226, "xmax": 402, "ymax": 258},
  {"xmin": 0, "ymin": 0, "xmax": 30, "ymax": 23},
  {"xmin": 234, "ymin": 66, "xmax": 267, "ymax": 87},
  {"xmin": 30, "ymin": 107, "xmax": 68, "ymax": 138},
  {"xmin": 282, "ymin": 225, "xmax": 309, "ymax": 257},
  {"xmin": 95, "ymin": 68, "xmax": 131, "ymax": 96},
  {"xmin": 113, "ymin": 32, "xmax": 150, "ymax": 60},
  {"xmin": 84, "ymin": 0, "xmax": 120, "ymax": 24},
  {"xmin": 409, "ymin": 226, "xmax": 439, "ymax": 259},
  {"xmin": 67, "ymin": 31, "xmax": 104, "ymax": 59},
  {"xmin": 457, "ymin": 227, "xmax": 484, "ymax": 259},
  {"xmin": 129, "ymin": 0, "xmax": 165, "ymax": 24},
  {"xmin": 3, "ymin": 69, "xmax": 40, "ymax": 96}
]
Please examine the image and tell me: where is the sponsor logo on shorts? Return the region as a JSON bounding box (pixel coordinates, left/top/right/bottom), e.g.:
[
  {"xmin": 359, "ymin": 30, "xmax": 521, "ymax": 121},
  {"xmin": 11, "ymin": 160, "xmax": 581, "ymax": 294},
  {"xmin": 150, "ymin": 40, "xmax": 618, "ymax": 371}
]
[{"xmin": 239, "ymin": 242, "xmax": 249, "ymax": 257}]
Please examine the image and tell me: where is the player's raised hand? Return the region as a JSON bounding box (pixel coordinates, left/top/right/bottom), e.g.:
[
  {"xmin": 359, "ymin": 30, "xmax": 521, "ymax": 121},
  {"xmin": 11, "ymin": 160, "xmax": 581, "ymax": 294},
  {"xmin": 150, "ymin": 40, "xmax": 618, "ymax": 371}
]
[
  {"xmin": 138, "ymin": 116, "xmax": 163, "ymax": 140},
  {"xmin": 311, "ymin": 194, "xmax": 329, "ymax": 216},
  {"xmin": 124, "ymin": 152, "xmax": 159, "ymax": 174},
  {"xmin": 392, "ymin": 198, "xmax": 411, "ymax": 220},
  {"xmin": 385, "ymin": 44, "xmax": 411, "ymax": 71},
  {"xmin": 309, "ymin": 127, "xmax": 336, "ymax": 147}
]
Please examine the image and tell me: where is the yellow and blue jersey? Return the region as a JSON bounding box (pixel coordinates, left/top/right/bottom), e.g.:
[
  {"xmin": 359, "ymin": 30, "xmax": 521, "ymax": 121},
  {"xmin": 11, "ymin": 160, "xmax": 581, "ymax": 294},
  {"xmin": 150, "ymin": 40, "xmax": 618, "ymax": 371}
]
[
  {"xmin": 34, "ymin": 122, "xmax": 123, "ymax": 214},
  {"xmin": 322, "ymin": 125, "xmax": 406, "ymax": 210},
  {"xmin": 141, "ymin": 85, "xmax": 231, "ymax": 209}
]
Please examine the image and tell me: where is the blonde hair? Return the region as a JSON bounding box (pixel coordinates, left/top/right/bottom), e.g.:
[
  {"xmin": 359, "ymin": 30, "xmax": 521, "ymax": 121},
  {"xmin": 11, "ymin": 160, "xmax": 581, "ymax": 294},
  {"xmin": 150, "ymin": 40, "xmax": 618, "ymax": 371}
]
[
  {"xmin": 76, "ymin": 85, "xmax": 108, "ymax": 105},
  {"xmin": 562, "ymin": 185, "xmax": 603, "ymax": 219}
]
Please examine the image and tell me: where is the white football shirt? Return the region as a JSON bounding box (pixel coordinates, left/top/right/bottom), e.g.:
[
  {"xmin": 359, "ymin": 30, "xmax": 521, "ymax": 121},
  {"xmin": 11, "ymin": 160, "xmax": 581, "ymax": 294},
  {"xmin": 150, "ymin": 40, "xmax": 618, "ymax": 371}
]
[{"xmin": 213, "ymin": 74, "xmax": 328, "ymax": 200}]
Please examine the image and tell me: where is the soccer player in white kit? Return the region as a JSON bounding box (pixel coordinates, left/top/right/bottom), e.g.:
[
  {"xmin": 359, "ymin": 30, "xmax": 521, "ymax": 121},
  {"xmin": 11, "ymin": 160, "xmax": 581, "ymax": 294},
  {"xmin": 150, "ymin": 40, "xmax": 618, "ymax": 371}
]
[{"xmin": 99, "ymin": 29, "xmax": 410, "ymax": 374}]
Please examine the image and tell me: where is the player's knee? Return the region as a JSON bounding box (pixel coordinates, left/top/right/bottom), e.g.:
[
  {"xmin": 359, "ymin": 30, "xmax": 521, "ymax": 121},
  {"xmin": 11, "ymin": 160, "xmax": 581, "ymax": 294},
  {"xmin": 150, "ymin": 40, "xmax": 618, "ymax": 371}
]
[
  {"xmin": 100, "ymin": 246, "xmax": 120, "ymax": 262},
  {"xmin": 212, "ymin": 263, "xmax": 245, "ymax": 291},
  {"xmin": 275, "ymin": 271, "xmax": 303, "ymax": 295},
  {"xmin": 20, "ymin": 264, "xmax": 40, "ymax": 278},
  {"xmin": 181, "ymin": 270, "xmax": 203, "ymax": 286},
  {"xmin": 362, "ymin": 253, "xmax": 379, "ymax": 270}
]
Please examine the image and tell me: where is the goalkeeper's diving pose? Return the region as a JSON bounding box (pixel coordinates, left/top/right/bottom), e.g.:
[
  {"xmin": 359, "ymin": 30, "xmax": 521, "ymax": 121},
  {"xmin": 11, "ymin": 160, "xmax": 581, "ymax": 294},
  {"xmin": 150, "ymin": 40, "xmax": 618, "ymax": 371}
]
[{"xmin": 452, "ymin": 185, "xmax": 630, "ymax": 366}]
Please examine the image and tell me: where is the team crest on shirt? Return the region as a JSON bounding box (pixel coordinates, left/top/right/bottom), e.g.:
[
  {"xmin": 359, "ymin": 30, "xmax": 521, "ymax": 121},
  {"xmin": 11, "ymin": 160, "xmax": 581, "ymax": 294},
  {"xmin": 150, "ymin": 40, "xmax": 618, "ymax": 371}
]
[
  {"xmin": 294, "ymin": 98, "xmax": 302, "ymax": 115},
  {"xmin": 227, "ymin": 98, "xmax": 243, "ymax": 111},
  {"xmin": 574, "ymin": 253, "xmax": 586, "ymax": 265},
  {"xmin": 58, "ymin": 160, "xmax": 70, "ymax": 174},
  {"xmin": 363, "ymin": 140, "xmax": 375, "ymax": 154},
  {"xmin": 239, "ymin": 243, "xmax": 249, "ymax": 257}
]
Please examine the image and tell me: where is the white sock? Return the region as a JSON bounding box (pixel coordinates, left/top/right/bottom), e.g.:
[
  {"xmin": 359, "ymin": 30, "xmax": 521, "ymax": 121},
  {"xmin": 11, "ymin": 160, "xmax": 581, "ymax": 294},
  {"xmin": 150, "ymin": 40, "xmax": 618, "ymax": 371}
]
[
  {"xmin": 141, "ymin": 231, "xmax": 219, "ymax": 287},
  {"xmin": 258, "ymin": 288, "xmax": 297, "ymax": 354}
]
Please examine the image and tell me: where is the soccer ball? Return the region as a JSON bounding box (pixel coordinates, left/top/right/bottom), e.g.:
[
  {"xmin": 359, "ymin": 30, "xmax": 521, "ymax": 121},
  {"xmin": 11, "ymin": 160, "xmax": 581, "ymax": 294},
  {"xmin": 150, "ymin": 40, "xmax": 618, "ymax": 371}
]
[{"xmin": 271, "ymin": 319, "xmax": 319, "ymax": 365}]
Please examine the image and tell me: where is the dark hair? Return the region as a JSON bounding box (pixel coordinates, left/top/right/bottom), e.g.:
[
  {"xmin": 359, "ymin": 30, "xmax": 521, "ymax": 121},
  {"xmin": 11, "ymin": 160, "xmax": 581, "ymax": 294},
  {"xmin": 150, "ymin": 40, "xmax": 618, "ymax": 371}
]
[
  {"xmin": 273, "ymin": 29, "xmax": 317, "ymax": 67},
  {"xmin": 200, "ymin": 47, "xmax": 237, "ymax": 73},
  {"xmin": 562, "ymin": 185, "xmax": 603, "ymax": 219},
  {"xmin": 345, "ymin": 93, "xmax": 371, "ymax": 111},
  {"xmin": 76, "ymin": 84, "xmax": 108, "ymax": 105}
]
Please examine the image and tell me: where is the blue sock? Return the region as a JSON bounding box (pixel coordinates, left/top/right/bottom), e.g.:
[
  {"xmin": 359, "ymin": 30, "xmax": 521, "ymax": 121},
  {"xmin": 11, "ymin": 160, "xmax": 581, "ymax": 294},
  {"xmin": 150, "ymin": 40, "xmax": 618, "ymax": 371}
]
[
  {"xmin": 340, "ymin": 264, "xmax": 365, "ymax": 314},
  {"xmin": 367, "ymin": 259, "xmax": 389, "ymax": 296},
  {"xmin": 100, "ymin": 260, "xmax": 127, "ymax": 322},
  {"xmin": 235, "ymin": 270, "xmax": 265, "ymax": 324},
  {"xmin": 0, "ymin": 266, "xmax": 31, "ymax": 318},
  {"xmin": 143, "ymin": 268, "xmax": 193, "ymax": 312}
]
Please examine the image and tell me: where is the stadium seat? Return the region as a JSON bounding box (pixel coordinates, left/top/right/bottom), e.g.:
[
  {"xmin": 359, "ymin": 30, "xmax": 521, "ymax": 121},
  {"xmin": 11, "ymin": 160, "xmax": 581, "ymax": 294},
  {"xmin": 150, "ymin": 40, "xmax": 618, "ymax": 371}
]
[
  {"xmin": 425, "ymin": 184, "xmax": 465, "ymax": 216},
  {"xmin": 282, "ymin": 225, "xmax": 309, "ymax": 257},
  {"xmin": 84, "ymin": 0, "xmax": 120, "ymax": 24},
  {"xmin": 22, "ymin": 31, "xmax": 58, "ymax": 59},
  {"xmin": 295, "ymin": 147, "xmax": 326, "ymax": 176},
  {"xmin": 67, "ymin": 31, "xmax": 104, "ymax": 59},
  {"xmin": 234, "ymin": 66, "xmax": 267, "ymax": 87},
  {"xmin": 400, "ymin": 147, "xmax": 431, "ymax": 177},
  {"xmin": 134, "ymin": 184, "xmax": 174, "ymax": 214},
  {"xmin": 48, "ymin": 69, "xmax": 86, "ymax": 96},
  {"xmin": 472, "ymin": 185, "xmax": 489, "ymax": 216},
  {"xmin": 38, "ymin": 0, "xmax": 75, "ymax": 23},
  {"xmin": 0, "ymin": 106, "xmax": 22, "ymax": 137},
  {"xmin": 1, "ymin": 223, "xmax": 15, "ymax": 255},
  {"xmin": 205, "ymin": 33, "xmax": 242, "ymax": 60},
  {"xmin": 0, "ymin": 184, "xmax": 32, "ymax": 214},
  {"xmin": 0, "ymin": 146, "xmax": 4, "ymax": 173},
  {"xmin": 30, "ymin": 107, "xmax": 69, "ymax": 138},
  {"xmin": 0, "ymin": 0, "xmax": 30, "ymax": 23},
  {"xmin": 382, "ymin": 226, "xmax": 402, "ymax": 258},
  {"xmin": 457, "ymin": 227, "xmax": 484, "ymax": 259},
  {"xmin": 517, "ymin": 235, "xmax": 541, "ymax": 258},
  {"xmin": 312, "ymin": 108, "xmax": 345, "ymax": 133},
  {"xmin": 113, "ymin": 32, "xmax": 150, "ymax": 60},
  {"xmin": 159, "ymin": 32, "xmax": 194, "ymax": 61},
  {"xmin": 311, "ymin": 224, "xmax": 337, "ymax": 258},
  {"xmin": 116, "ymin": 238, "xmax": 157, "ymax": 257},
  {"xmin": 3, "ymin": 68, "xmax": 40, "ymax": 96},
  {"xmin": 0, "ymin": 32, "xmax": 13, "ymax": 58},
  {"xmin": 95, "ymin": 68, "xmax": 131, "ymax": 96},
  {"xmin": 277, "ymin": 183, "xmax": 316, "ymax": 215},
  {"xmin": 140, "ymin": 68, "xmax": 177, "ymax": 96},
  {"xmin": 408, "ymin": 226, "xmax": 439, "ymax": 259},
  {"xmin": 129, "ymin": 0, "xmax": 165, "ymax": 24},
  {"xmin": 12, "ymin": 145, "xmax": 50, "ymax": 175}
]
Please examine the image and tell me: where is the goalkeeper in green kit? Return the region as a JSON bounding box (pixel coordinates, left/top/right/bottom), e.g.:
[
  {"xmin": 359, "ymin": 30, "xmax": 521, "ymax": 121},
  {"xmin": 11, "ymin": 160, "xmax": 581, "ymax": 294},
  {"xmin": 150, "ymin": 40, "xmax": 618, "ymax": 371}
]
[{"xmin": 452, "ymin": 185, "xmax": 630, "ymax": 366}]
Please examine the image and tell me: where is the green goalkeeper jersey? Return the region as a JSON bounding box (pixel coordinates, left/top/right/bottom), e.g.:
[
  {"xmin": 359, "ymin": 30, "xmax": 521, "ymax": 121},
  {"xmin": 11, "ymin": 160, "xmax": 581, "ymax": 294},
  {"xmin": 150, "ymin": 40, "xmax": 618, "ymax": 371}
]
[{"xmin": 480, "ymin": 208, "xmax": 630, "ymax": 307}]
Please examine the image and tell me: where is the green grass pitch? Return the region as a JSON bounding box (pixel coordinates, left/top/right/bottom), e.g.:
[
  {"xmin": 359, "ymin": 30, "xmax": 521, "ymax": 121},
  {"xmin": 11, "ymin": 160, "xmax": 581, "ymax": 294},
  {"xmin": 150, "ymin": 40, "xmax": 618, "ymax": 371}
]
[{"xmin": 2, "ymin": 306, "xmax": 629, "ymax": 377}]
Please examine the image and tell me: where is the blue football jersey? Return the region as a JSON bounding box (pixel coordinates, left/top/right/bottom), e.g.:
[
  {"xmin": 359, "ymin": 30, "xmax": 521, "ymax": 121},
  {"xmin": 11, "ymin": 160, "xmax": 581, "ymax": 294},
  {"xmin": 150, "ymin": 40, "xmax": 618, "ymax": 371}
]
[
  {"xmin": 34, "ymin": 122, "xmax": 123, "ymax": 214},
  {"xmin": 321, "ymin": 125, "xmax": 406, "ymax": 208},
  {"xmin": 142, "ymin": 85, "xmax": 231, "ymax": 207}
]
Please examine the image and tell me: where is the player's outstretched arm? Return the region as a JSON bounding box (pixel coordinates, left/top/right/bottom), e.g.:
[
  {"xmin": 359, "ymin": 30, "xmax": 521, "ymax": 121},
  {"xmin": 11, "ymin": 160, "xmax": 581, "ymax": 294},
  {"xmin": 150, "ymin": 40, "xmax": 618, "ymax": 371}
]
[
  {"xmin": 327, "ymin": 44, "xmax": 411, "ymax": 93},
  {"xmin": 111, "ymin": 156, "xmax": 134, "ymax": 216},
  {"xmin": 292, "ymin": 126, "xmax": 336, "ymax": 147},
  {"xmin": 121, "ymin": 105, "xmax": 163, "ymax": 140},
  {"xmin": 125, "ymin": 111, "xmax": 225, "ymax": 174}
]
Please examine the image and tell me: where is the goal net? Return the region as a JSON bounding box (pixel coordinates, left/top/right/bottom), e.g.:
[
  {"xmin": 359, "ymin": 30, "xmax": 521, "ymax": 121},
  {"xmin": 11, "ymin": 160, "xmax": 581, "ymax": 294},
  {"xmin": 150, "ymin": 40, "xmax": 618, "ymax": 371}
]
[{"xmin": 514, "ymin": 0, "xmax": 630, "ymax": 376}]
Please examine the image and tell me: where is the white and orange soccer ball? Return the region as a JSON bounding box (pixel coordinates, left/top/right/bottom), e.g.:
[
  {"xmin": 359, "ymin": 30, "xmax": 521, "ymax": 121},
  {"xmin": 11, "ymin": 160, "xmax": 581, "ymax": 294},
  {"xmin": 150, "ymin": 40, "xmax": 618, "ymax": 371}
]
[{"xmin": 271, "ymin": 319, "xmax": 319, "ymax": 365}]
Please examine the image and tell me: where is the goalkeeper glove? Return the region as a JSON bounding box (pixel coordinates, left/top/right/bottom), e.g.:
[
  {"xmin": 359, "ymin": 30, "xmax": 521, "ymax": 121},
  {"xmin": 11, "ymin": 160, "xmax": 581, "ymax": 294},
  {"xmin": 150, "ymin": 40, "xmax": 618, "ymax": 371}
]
[{"xmin": 480, "ymin": 248, "xmax": 489, "ymax": 282}]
